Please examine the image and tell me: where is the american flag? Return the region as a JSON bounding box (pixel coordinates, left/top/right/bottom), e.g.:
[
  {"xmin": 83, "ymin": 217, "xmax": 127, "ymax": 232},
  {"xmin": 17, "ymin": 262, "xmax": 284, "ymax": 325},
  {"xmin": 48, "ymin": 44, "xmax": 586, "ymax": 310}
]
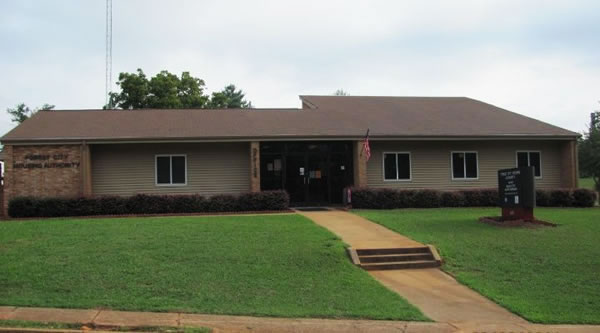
[{"xmin": 362, "ymin": 129, "xmax": 371, "ymax": 161}]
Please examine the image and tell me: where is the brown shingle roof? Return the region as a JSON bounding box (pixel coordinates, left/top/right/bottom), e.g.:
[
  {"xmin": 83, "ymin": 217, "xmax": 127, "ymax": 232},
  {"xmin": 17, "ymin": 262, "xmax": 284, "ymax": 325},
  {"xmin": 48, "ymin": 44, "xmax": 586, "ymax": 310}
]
[{"xmin": 1, "ymin": 96, "xmax": 577, "ymax": 143}]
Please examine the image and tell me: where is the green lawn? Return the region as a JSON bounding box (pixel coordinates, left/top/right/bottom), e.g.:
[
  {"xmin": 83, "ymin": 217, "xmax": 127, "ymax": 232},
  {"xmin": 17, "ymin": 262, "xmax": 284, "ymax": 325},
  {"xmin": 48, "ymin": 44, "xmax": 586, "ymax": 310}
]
[
  {"xmin": 354, "ymin": 208, "xmax": 600, "ymax": 324},
  {"xmin": 579, "ymin": 177, "xmax": 597, "ymax": 190},
  {"xmin": 0, "ymin": 214, "xmax": 426, "ymax": 321}
]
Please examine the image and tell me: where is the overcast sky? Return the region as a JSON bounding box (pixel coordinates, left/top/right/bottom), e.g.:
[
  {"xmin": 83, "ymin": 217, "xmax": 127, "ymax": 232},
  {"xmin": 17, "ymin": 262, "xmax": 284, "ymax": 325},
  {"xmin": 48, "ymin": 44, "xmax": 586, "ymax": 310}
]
[{"xmin": 1, "ymin": 0, "xmax": 599, "ymax": 136}]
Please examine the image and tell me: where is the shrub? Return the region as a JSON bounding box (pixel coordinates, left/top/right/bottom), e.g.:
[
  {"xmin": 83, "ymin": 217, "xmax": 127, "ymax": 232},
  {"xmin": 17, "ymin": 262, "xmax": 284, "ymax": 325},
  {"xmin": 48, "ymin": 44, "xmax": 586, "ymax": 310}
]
[
  {"xmin": 395, "ymin": 189, "xmax": 417, "ymax": 208},
  {"xmin": 351, "ymin": 188, "xmax": 377, "ymax": 209},
  {"xmin": 460, "ymin": 189, "xmax": 498, "ymax": 207},
  {"xmin": 8, "ymin": 197, "xmax": 38, "ymax": 218},
  {"xmin": 572, "ymin": 189, "xmax": 597, "ymax": 207},
  {"xmin": 535, "ymin": 189, "xmax": 551, "ymax": 207},
  {"xmin": 440, "ymin": 191, "xmax": 465, "ymax": 207},
  {"xmin": 350, "ymin": 187, "xmax": 594, "ymax": 209},
  {"xmin": 256, "ymin": 190, "xmax": 290, "ymax": 210},
  {"xmin": 549, "ymin": 189, "xmax": 574, "ymax": 207},
  {"xmin": 7, "ymin": 190, "xmax": 290, "ymax": 218},
  {"xmin": 169, "ymin": 194, "xmax": 205, "ymax": 213},
  {"xmin": 206, "ymin": 194, "xmax": 238, "ymax": 212},
  {"xmin": 478, "ymin": 189, "xmax": 500, "ymax": 206},
  {"xmin": 126, "ymin": 194, "xmax": 170, "ymax": 214},
  {"xmin": 413, "ymin": 190, "xmax": 441, "ymax": 208},
  {"xmin": 376, "ymin": 189, "xmax": 402, "ymax": 209}
]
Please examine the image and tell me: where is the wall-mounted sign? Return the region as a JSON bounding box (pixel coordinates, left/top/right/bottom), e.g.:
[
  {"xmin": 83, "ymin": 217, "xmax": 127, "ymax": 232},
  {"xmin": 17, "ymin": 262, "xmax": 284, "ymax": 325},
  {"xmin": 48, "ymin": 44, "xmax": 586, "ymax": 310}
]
[
  {"xmin": 13, "ymin": 153, "xmax": 80, "ymax": 169},
  {"xmin": 252, "ymin": 147, "xmax": 258, "ymax": 178}
]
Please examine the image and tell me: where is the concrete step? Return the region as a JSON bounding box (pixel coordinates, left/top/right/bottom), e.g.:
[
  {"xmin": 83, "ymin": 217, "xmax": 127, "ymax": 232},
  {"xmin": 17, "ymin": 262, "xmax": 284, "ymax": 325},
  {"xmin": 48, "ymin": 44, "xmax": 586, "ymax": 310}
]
[
  {"xmin": 356, "ymin": 247, "xmax": 430, "ymax": 256},
  {"xmin": 358, "ymin": 253, "xmax": 435, "ymax": 263},
  {"xmin": 361, "ymin": 260, "xmax": 441, "ymax": 270}
]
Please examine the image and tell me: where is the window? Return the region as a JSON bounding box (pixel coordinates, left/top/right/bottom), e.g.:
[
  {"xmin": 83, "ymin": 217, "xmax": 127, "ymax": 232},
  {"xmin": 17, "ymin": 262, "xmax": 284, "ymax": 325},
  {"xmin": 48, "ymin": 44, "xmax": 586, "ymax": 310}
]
[
  {"xmin": 451, "ymin": 152, "xmax": 478, "ymax": 180},
  {"xmin": 383, "ymin": 152, "xmax": 411, "ymax": 181},
  {"xmin": 156, "ymin": 155, "xmax": 187, "ymax": 185},
  {"xmin": 516, "ymin": 151, "xmax": 542, "ymax": 178}
]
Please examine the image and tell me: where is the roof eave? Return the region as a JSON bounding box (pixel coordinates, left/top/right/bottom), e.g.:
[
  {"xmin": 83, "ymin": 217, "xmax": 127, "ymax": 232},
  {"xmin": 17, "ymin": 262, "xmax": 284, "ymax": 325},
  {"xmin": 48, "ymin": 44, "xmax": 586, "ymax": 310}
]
[{"xmin": 0, "ymin": 133, "xmax": 579, "ymax": 145}]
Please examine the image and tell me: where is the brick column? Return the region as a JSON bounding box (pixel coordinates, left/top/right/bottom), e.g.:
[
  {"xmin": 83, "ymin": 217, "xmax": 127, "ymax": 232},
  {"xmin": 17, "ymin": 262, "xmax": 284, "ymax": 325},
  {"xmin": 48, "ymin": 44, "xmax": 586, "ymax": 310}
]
[
  {"xmin": 250, "ymin": 141, "xmax": 260, "ymax": 192},
  {"xmin": 559, "ymin": 140, "xmax": 578, "ymax": 188},
  {"xmin": 81, "ymin": 143, "xmax": 93, "ymax": 196},
  {"xmin": 353, "ymin": 140, "xmax": 368, "ymax": 187},
  {"xmin": 2, "ymin": 145, "xmax": 13, "ymax": 217}
]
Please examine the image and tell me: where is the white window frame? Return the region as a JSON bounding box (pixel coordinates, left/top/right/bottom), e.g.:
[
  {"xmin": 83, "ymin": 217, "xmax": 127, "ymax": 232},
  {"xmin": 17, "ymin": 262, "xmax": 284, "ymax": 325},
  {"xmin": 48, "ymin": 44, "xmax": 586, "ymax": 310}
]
[
  {"xmin": 515, "ymin": 150, "xmax": 543, "ymax": 179},
  {"xmin": 450, "ymin": 151, "xmax": 479, "ymax": 181},
  {"xmin": 382, "ymin": 152, "xmax": 412, "ymax": 182},
  {"xmin": 155, "ymin": 154, "xmax": 188, "ymax": 186}
]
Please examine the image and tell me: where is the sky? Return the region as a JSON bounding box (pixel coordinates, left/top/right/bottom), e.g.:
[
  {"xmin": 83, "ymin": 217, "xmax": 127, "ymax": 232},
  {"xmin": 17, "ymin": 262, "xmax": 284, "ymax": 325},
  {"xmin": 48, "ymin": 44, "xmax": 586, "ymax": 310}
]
[{"xmin": 0, "ymin": 0, "xmax": 599, "ymax": 137}]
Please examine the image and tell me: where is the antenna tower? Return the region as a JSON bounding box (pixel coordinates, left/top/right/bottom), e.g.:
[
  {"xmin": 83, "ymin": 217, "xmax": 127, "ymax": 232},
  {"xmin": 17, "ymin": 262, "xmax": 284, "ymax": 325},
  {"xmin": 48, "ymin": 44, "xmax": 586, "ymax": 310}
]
[{"xmin": 105, "ymin": 0, "xmax": 113, "ymax": 108}]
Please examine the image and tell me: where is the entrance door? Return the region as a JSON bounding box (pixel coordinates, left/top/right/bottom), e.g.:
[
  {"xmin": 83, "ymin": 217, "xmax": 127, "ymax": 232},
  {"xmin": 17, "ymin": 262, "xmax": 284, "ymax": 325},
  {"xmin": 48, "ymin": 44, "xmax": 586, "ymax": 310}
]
[
  {"xmin": 285, "ymin": 154, "xmax": 306, "ymax": 203},
  {"xmin": 305, "ymin": 152, "xmax": 328, "ymax": 205},
  {"xmin": 265, "ymin": 142, "xmax": 353, "ymax": 206}
]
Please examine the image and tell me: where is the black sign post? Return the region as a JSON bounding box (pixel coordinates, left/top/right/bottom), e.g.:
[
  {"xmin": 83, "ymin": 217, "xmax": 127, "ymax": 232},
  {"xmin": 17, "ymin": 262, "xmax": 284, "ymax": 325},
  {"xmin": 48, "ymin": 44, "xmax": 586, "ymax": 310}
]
[{"xmin": 498, "ymin": 167, "xmax": 535, "ymax": 221}]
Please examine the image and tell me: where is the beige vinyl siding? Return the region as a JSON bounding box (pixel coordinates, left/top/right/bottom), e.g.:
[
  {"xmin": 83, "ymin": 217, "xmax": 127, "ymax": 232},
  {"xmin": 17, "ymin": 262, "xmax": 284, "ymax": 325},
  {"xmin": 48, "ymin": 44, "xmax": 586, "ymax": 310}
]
[
  {"xmin": 367, "ymin": 140, "xmax": 562, "ymax": 190},
  {"xmin": 91, "ymin": 143, "xmax": 249, "ymax": 196}
]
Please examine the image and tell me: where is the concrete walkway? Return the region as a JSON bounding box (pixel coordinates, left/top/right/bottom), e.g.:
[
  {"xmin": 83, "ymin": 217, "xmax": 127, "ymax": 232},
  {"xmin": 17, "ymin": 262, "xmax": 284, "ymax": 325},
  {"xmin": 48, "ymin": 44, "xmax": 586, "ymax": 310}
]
[
  {"xmin": 297, "ymin": 209, "xmax": 597, "ymax": 332},
  {"xmin": 298, "ymin": 209, "xmax": 423, "ymax": 249},
  {"xmin": 2, "ymin": 306, "xmax": 600, "ymax": 333},
  {"xmin": 0, "ymin": 306, "xmax": 454, "ymax": 333}
]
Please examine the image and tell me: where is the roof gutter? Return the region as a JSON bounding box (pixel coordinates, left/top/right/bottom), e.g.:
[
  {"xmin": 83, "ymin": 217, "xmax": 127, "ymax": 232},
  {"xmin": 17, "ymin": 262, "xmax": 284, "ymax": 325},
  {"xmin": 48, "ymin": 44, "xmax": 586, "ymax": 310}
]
[{"xmin": 0, "ymin": 134, "xmax": 579, "ymax": 145}]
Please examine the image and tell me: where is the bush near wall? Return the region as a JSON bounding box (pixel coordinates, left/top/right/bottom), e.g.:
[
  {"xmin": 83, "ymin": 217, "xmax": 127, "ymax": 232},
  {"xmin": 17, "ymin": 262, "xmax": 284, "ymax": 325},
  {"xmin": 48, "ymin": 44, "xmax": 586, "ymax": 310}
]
[
  {"xmin": 351, "ymin": 188, "xmax": 597, "ymax": 209},
  {"xmin": 8, "ymin": 190, "xmax": 290, "ymax": 218}
]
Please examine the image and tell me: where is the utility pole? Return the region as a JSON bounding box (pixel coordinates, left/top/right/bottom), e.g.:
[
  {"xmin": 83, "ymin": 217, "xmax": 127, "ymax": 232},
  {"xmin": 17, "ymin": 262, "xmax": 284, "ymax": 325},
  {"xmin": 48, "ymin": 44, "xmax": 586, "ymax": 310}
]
[{"xmin": 105, "ymin": 0, "xmax": 113, "ymax": 108}]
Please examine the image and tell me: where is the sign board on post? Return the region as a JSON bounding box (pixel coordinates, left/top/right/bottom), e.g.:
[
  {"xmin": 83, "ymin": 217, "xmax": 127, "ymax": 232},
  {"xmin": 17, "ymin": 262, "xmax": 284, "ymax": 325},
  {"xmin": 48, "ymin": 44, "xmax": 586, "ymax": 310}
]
[{"xmin": 498, "ymin": 167, "xmax": 535, "ymax": 221}]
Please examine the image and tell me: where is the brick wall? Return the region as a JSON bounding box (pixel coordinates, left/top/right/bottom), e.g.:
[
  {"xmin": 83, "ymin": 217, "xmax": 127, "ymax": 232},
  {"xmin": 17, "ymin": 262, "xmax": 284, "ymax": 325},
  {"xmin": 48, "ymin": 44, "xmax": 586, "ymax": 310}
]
[
  {"xmin": 3, "ymin": 144, "xmax": 83, "ymax": 215},
  {"xmin": 353, "ymin": 140, "xmax": 368, "ymax": 187},
  {"xmin": 249, "ymin": 141, "xmax": 260, "ymax": 192}
]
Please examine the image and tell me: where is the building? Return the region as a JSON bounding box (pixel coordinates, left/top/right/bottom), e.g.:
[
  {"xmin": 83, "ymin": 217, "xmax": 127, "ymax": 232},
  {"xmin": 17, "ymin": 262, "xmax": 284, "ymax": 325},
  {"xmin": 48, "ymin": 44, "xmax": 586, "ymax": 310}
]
[{"xmin": 0, "ymin": 96, "xmax": 578, "ymax": 213}]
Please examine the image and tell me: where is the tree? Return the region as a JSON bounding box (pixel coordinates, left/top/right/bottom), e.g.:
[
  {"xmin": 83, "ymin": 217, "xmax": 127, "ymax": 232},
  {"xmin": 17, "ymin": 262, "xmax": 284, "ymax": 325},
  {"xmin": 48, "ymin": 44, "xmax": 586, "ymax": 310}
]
[
  {"xmin": 107, "ymin": 69, "xmax": 149, "ymax": 109},
  {"xmin": 207, "ymin": 84, "xmax": 252, "ymax": 108},
  {"xmin": 579, "ymin": 109, "xmax": 600, "ymax": 191},
  {"xmin": 178, "ymin": 72, "xmax": 210, "ymax": 108},
  {"xmin": 107, "ymin": 69, "xmax": 249, "ymax": 109},
  {"xmin": 333, "ymin": 89, "xmax": 348, "ymax": 96},
  {"xmin": 147, "ymin": 70, "xmax": 184, "ymax": 108},
  {"xmin": 6, "ymin": 103, "xmax": 55, "ymax": 123}
]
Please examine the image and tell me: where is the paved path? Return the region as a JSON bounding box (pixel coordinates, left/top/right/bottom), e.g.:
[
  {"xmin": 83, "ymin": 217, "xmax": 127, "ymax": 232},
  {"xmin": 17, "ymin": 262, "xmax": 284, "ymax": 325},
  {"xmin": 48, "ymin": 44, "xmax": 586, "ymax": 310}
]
[
  {"xmin": 0, "ymin": 306, "xmax": 454, "ymax": 333},
  {"xmin": 2, "ymin": 306, "xmax": 600, "ymax": 333},
  {"xmin": 297, "ymin": 209, "xmax": 424, "ymax": 249},
  {"xmin": 298, "ymin": 209, "xmax": 593, "ymax": 331}
]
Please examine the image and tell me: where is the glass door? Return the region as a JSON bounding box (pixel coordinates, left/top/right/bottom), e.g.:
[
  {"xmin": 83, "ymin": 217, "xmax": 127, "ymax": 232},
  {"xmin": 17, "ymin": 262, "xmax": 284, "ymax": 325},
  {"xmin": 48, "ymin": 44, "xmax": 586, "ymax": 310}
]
[
  {"xmin": 306, "ymin": 152, "xmax": 328, "ymax": 205},
  {"xmin": 285, "ymin": 154, "xmax": 307, "ymax": 204}
]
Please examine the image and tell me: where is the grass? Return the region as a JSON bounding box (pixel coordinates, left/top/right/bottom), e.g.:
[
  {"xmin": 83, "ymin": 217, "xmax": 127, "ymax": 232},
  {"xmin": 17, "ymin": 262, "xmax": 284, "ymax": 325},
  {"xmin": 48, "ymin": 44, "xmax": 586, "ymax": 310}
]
[
  {"xmin": 354, "ymin": 207, "xmax": 600, "ymax": 324},
  {"xmin": 579, "ymin": 177, "xmax": 597, "ymax": 190},
  {"xmin": 0, "ymin": 320, "xmax": 210, "ymax": 332},
  {"xmin": 0, "ymin": 214, "xmax": 426, "ymax": 321}
]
